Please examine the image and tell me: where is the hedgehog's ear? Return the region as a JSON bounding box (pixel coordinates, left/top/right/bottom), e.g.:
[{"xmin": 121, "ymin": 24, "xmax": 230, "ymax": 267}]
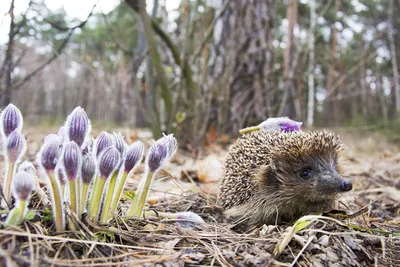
[{"xmin": 257, "ymin": 162, "xmax": 279, "ymax": 188}]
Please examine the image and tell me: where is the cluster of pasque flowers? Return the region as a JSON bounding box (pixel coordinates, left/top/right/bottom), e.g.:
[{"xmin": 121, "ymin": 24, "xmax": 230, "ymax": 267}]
[{"xmin": 0, "ymin": 104, "xmax": 184, "ymax": 231}]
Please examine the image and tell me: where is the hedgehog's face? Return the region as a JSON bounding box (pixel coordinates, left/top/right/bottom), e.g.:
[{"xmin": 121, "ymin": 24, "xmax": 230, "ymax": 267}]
[{"xmin": 261, "ymin": 153, "xmax": 352, "ymax": 203}]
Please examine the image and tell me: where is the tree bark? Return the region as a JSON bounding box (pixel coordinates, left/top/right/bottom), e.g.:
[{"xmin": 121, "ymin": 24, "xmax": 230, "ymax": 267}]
[
  {"xmin": 307, "ymin": 0, "xmax": 316, "ymax": 127},
  {"xmin": 1, "ymin": 0, "xmax": 15, "ymax": 106},
  {"xmin": 388, "ymin": 0, "xmax": 400, "ymax": 114},
  {"xmin": 210, "ymin": 0, "xmax": 276, "ymax": 132},
  {"xmin": 324, "ymin": 0, "xmax": 341, "ymax": 126},
  {"xmin": 278, "ymin": 0, "xmax": 299, "ymax": 118}
]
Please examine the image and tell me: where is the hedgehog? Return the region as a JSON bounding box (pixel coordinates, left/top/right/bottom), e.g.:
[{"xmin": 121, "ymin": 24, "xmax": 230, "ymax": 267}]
[{"xmin": 218, "ymin": 130, "xmax": 352, "ymax": 229}]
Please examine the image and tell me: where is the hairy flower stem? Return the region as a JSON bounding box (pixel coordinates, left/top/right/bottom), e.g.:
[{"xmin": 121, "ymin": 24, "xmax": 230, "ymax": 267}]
[
  {"xmin": 88, "ymin": 176, "xmax": 106, "ymax": 222},
  {"xmin": 127, "ymin": 171, "xmax": 154, "ymax": 217},
  {"xmin": 79, "ymin": 183, "xmax": 89, "ymax": 216},
  {"xmin": 110, "ymin": 171, "xmax": 128, "ymax": 216},
  {"xmin": 4, "ymin": 162, "xmax": 15, "ymax": 204},
  {"xmin": 68, "ymin": 180, "xmax": 77, "ymax": 230},
  {"xmin": 47, "ymin": 170, "xmax": 64, "ymax": 232},
  {"xmin": 5, "ymin": 200, "xmax": 26, "ymax": 226},
  {"xmin": 100, "ymin": 171, "xmax": 118, "ymax": 223},
  {"xmin": 87, "ymin": 176, "xmax": 99, "ymax": 216}
]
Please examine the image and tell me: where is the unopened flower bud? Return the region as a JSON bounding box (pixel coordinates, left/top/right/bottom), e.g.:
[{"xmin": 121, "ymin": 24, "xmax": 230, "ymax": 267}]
[
  {"xmin": 44, "ymin": 134, "xmax": 62, "ymax": 144},
  {"xmin": 81, "ymin": 137, "xmax": 93, "ymax": 156},
  {"xmin": 81, "ymin": 154, "xmax": 96, "ymax": 184},
  {"xmin": 162, "ymin": 134, "xmax": 178, "ymax": 159},
  {"xmin": 146, "ymin": 141, "xmax": 167, "ymax": 172},
  {"xmin": 113, "ymin": 132, "xmax": 126, "ymax": 155},
  {"xmin": 40, "ymin": 138, "xmax": 62, "ymax": 171},
  {"xmin": 124, "ymin": 141, "xmax": 144, "ymax": 173},
  {"xmin": 11, "ymin": 171, "xmax": 35, "ymax": 201},
  {"xmin": 0, "ymin": 104, "xmax": 23, "ymax": 137},
  {"xmin": 18, "ymin": 161, "xmax": 36, "ymax": 176},
  {"xmin": 65, "ymin": 107, "xmax": 91, "ymax": 147},
  {"xmin": 6, "ymin": 130, "xmax": 26, "ymax": 162},
  {"xmin": 56, "ymin": 167, "xmax": 67, "ymax": 185},
  {"xmin": 61, "ymin": 141, "xmax": 82, "ymax": 180},
  {"xmin": 98, "ymin": 146, "xmax": 120, "ymax": 179},
  {"xmin": 94, "ymin": 131, "xmax": 113, "ymax": 158}
]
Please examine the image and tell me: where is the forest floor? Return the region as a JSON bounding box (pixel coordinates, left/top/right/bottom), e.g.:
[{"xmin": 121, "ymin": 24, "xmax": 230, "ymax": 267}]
[{"xmin": 0, "ymin": 125, "xmax": 399, "ymax": 266}]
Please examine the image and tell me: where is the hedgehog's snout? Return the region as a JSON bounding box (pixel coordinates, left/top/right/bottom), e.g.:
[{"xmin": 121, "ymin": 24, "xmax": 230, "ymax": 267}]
[{"xmin": 340, "ymin": 179, "xmax": 352, "ymax": 192}]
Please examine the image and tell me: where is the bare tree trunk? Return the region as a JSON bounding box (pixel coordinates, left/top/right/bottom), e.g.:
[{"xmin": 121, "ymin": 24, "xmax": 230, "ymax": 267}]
[
  {"xmin": 278, "ymin": 0, "xmax": 299, "ymax": 118},
  {"xmin": 376, "ymin": 66, "xmax": 388, "ymax": 122},
  {"xmin": 1, "ymin": 0, "xmax": 15, "ymax": 106},
  {"xmin": 324, "ymin": 0, "xmax": 341, "ymax": 126},
  {"xmin": 210, "ymin": 0, "xmax": 276, "ymax": 133},
  {"xmin": 388, "ymin": 0, "xmax": 400, "ymax": 114},
  {"xmin": 307, "ymin": 0, "xmax": 316, "ymax": 127},
  {"xmin": 360, "ymin": 37, "xmax": 368, "ymax": 120}
]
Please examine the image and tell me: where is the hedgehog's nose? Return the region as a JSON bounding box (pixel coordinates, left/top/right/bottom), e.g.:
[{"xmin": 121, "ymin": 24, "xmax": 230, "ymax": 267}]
[{"xmin": 340, "ymin": 179, "xmax": 352, "ymax": 192}]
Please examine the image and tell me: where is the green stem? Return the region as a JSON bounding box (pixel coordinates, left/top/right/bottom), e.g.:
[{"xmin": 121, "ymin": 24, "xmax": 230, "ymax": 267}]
[
  {"xmin": 239, "ymin": 126, "xmax": 261, "ymax": 134},
  {"xmin": 79, "ymin": 183, "xmax": 89, "ymax": 216},
  {"xmin": 88, "ymin": 177, "xmax": 106, "ymax": 222},
  {"xmin": 127, "ymin": 171, "xmax": 154, "ymax": 217},
  {"xmin": 68, "ymin": 179, "xmax": 77, "ymax": 230},
  {"xmin": 47, "ymin": 170, "xmax": 64, "ymax": 232},
  {"xmin": 5, "ymin": 200, "xmax": 26, "ymax": 226},
  {"xmin": 87, "ymin": 176, "xmax": 100, "ymax": 218},
  {"xmin": 110, "ymin": 171, "xmax": 129, "ymax": 215},
  {"xmin": 100, "ymin": 171, "xmax": 118, "ymax": 223},
  {"xmin": 4, "ymin": 162, "xmax": 15, "ymax": 203}
]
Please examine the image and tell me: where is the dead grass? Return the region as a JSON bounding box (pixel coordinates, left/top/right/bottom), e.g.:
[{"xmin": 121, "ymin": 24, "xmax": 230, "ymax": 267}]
[{"xmin": 0, "ymin": 126, "xmax": 400, "ymax": 266}]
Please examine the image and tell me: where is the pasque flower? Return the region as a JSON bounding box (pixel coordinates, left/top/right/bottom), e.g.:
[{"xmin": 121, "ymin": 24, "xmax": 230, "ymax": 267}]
[
  {"xmin": 3, "ymin": 130, "xmax": 26, "ymax": 203},
  {"xmin": 0, "ymin": 104, "xmax": 23, "ymax": 138},
  {"xmin": 80, "ymin": 154, "xmax": 96, "ymax": 215},
  {"xmin": 93, "ymin": 131, "xmax": 114, "ymax": 158},
  {"xmin": 110, "ymin": 141, "xmax": 144, "ymax": 215},
  {"xmin": 65, "ymin": 107, "xmax": 91, "ymax": 147},
  {"xmin": 239, "ymin": 117, "xmax": 303, "ymax": 134},
  {"xmin": 39, "ymin": 137, "xmax": 64, "ymax": 231},
  {"xmin": 5, "ymin": 171, "xmax": 35, "ymax": 226},
  {"xmin": 127, "ymin": 134, "xmax": 177, "ymax": 217},
  {"xmin": 88, "ymin": 146, "xmax": 120, "ymax": 222},
  {"xmin": 61, "ymin": 141, "xmax": 82, "ymax": 229}
]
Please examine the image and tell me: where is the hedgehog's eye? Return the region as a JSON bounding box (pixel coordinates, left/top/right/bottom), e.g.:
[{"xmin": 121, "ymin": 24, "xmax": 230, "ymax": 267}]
[{"xmin": 299, "ymin": 168, "xmax": 312, "ymax": 179}]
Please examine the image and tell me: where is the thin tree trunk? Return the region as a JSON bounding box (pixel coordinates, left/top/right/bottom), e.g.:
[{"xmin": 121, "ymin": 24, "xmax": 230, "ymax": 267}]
[
  {"xmin": 307, "ymin": 0, "xmax": 316, "ymax": 127},
  {"xmin": 1, "ymin": 0, "xmax": 15, "ymax": 106},
  {"xmin": 324, "ymin": 0, "xmax": 341, "ymax": 126},
  {"xmin": 376, "ymin": 66, "xmax": 388, "ymax": 122},
  {"xmin": 388, "ymin": 0, "xmax": 400, "ymax": 114},
  {"xmin": 360, "ymin": 37, "xmax": 368, "ymax": 119},
  {"xmin": 278, "ymin": 0, "xmax": 298, "ymax": 117}
]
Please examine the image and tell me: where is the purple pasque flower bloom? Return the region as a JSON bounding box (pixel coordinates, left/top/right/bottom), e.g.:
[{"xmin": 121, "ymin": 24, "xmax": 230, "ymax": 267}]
[
  {"xmin": 124, "ymin": 140, "xmax": 144, "ymax": 173},
  {"xmin": 61, "ymin": 141, "xmax": 82, "ymax": 180},
  {"xmin": 40, "ymin": 137, "xmax": 62, "ymax": 171},
  {"xmin": 81, "ymin": 154, "xmax": 96, "ymax": 184},
  {"xmin": 94, "ymin": 131, "xmax": 114, "ymax": 158},
  {"xmin": 6, "ymin": 130, "xmax": 26, "ymax": 163},
  {"xmin": 113, "ymin": 132, "xmax": 127, "ymax": 155},
  {"xmin": 259, "ymin": 117, "xmax": 303, "ymax": 132},
  {"xmin": 145, "ymin": 134, "xmax": 177, "ymax": 173},
  {"xmin": 11, "ymin": 171, "xmax": 35, "ymax": 201},
  {"xmin": 65, "ymin": 107, "xmax": 91, "ymax": 147},
  {"xmin": 98, "ymin": 146, "xmax": 120, "ymax": 179},
  {"xmin": 0, "ymin": 103, "xmax": 23, "ymax": 137}
]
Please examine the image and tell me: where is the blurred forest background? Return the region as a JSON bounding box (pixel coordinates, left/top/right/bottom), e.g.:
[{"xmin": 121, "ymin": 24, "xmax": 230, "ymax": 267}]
[{"xmin": 0, "ymin": 0, "xmax": 399, "ymax": 146}]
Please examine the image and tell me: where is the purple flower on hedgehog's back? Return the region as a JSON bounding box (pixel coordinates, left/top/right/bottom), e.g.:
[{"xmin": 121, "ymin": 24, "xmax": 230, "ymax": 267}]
[
  {"xmin": 240, "ymin": 117, "xmax": 303, "ymax": 134},
  {"xmin": 278, "ymin": 119, "xmax": 303, "ymax": 132}
]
